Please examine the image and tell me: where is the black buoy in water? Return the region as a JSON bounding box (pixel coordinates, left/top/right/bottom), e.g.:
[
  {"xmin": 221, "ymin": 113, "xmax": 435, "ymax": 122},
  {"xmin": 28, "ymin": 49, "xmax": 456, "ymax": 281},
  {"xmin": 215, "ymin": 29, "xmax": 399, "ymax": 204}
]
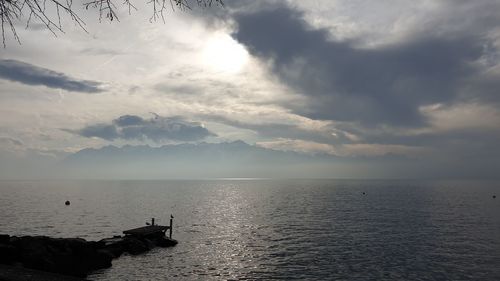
[
  {"xmin": 65, "ymin": 200, "xmax": 70, "ymax": 206},
  {"xmin": 493, "ymin": 195, "xmax": 497, "ymax": 199},
  {"xmin": 362, "ymin": 192, "xmax": 366, "ymax": 195}
]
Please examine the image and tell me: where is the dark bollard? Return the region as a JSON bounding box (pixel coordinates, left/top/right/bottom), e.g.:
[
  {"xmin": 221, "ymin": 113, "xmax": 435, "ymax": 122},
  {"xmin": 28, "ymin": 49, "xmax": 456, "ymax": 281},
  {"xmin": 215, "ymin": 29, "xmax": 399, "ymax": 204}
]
[
  {"xmin": 169, "ymin": 215, "xmax": 173, "ymax": 239},
  {"xmin": 65, "ymin": 200, "xmax": 70, "ymax": 206}
]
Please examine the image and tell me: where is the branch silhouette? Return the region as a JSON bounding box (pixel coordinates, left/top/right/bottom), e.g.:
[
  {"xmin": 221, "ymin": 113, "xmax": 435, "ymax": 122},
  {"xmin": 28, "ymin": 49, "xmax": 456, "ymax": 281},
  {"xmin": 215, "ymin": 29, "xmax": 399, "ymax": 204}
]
[{"xmin": 0, "ymin": 0, "xmax": 223, "ymax": 47}]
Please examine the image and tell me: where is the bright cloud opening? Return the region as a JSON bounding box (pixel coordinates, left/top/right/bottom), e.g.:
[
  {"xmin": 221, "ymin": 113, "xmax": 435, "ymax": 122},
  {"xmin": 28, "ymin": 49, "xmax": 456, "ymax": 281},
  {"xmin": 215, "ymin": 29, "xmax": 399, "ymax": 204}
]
[{"xmin": 202, "ymin": 33, "xmax": 249, "ymax": 74}]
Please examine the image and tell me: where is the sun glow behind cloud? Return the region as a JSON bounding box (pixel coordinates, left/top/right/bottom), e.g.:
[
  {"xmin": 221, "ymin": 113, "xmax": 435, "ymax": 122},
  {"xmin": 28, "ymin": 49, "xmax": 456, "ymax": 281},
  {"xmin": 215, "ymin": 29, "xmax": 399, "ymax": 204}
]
[{"xmin": 202, "ymin": 33, "xmax": 249, "ymax": 74}]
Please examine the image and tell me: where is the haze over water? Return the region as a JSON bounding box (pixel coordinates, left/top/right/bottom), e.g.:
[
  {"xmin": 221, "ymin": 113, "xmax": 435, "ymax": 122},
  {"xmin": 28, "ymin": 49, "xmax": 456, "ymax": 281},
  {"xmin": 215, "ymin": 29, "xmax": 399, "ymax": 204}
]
[{"xmin": 1, "ymin": 179, "xmax": 499, "ymax": 280}]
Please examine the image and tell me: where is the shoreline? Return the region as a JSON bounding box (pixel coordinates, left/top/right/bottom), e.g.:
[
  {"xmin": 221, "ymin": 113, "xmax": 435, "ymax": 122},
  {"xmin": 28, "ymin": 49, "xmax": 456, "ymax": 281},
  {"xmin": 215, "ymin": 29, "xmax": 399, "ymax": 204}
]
[
  {"xmin": 0, "ymin": 264, "xmax": 87, "ymax": 281},
  {"xmin": 0, "ymin": 231, "xmax": 177, "ymax": 279}
]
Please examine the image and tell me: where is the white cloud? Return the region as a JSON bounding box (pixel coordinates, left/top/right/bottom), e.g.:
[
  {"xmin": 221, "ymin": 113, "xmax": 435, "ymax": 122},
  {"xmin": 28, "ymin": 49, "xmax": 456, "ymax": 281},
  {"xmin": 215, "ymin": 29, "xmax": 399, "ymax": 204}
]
[
  {"xmin": 257, "ymin": 138, "xmax": 336, "ymax": 155},
  {"xmin": 420, "ymin": 102, "xmax": 500, "ymax": 132}
]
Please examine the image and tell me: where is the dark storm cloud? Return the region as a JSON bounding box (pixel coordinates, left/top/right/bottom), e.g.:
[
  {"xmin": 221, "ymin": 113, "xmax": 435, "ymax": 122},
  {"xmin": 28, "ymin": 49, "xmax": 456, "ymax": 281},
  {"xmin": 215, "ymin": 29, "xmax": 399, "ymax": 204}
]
[
  {"xmin": 70, "ymin": 114, "xmax": 216, "ymax": 142},
  {"xmin": 0, "ymin": 59, "xmax": 102, "ymax": 93},
  {"xmin": 231, "ymin": 3, "xmax": 497, "ymax": 127}
]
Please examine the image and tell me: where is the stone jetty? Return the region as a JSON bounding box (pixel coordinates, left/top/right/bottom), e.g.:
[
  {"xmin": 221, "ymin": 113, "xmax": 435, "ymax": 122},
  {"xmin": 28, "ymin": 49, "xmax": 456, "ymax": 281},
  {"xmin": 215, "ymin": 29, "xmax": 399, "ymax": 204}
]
[{"xmin": 0, "ymin": 219, "xmax": 177, "ymax": 279}]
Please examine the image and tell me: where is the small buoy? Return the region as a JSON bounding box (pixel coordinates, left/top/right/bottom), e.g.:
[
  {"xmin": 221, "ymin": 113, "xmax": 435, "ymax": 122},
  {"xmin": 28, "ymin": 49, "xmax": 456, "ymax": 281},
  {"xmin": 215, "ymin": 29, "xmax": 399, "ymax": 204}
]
[
  {"xmin": 65, "ymin": 200, "xmax": 70, "ymax": 206},
  {"xmin": 362, "ymin": 192, "xmax": 366, "ymax": 195},
  {"xmin": 493, "ymin": 195, "xmax": 497, "ymax": 199}
]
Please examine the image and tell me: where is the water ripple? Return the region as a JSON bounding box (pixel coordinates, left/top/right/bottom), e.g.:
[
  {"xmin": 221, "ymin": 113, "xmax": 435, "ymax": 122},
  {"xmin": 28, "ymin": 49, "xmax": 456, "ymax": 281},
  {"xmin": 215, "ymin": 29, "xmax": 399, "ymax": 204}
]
[{"xmin": 0, "ymin": 180, "xmax": 499, "ymax": 280}]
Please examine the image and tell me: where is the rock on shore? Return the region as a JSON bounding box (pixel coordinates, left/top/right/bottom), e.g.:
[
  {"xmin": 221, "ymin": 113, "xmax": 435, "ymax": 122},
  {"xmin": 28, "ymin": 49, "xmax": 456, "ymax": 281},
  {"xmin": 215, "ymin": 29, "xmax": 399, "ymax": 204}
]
[
  {"xmin": 0, "ymin": 233, "xmax": 177, "ymax": 278},
  {"xmin": 0, "ymin": 264, "xmax": 88, "ymax": 281}
]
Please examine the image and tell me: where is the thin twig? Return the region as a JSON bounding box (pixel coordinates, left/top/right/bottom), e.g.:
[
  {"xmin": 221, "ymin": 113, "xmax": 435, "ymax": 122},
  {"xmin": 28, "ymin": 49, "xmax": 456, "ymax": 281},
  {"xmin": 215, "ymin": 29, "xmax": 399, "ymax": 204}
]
[{"xmin": 0, "ymin": 0, "xmax": 224, "ymax": 47}]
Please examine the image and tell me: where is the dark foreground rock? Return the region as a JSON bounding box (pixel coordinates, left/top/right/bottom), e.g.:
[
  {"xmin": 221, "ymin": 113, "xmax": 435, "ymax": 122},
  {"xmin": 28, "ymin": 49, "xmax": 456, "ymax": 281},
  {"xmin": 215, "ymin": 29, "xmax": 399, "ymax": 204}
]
[
  {"xmin": 0, "ymin": 233, "xmax": 177, "ymax": 278},
  {"xmin": 0, "ymin": 264, "xmax": 87, "ymax": 281}
]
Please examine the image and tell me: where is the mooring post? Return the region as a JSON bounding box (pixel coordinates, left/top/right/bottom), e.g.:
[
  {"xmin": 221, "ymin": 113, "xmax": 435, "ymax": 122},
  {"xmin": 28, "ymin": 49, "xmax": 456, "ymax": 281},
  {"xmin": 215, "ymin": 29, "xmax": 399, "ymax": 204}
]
[
  {"xmin": 151, "ymin": 218, "xmax": 155, "ymax": 226},
  {"xmin": 169, "ymin": 215, "xmax": 173, "ymax": 239}
]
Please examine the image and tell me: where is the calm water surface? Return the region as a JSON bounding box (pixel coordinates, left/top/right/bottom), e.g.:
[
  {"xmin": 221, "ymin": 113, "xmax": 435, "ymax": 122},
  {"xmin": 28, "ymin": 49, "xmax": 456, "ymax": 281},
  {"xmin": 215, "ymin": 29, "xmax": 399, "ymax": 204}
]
[{"xmin": 0, "ymin": 179, "xmax": 499, "ymax": 280}]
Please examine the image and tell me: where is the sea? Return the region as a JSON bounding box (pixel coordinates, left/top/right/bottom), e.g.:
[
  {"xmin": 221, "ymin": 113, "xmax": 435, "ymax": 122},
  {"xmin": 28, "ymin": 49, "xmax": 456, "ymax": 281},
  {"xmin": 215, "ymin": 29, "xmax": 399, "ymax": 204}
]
[{"xmin": 0, "ymin": 179, "xmax": 499, "ymax": 280}]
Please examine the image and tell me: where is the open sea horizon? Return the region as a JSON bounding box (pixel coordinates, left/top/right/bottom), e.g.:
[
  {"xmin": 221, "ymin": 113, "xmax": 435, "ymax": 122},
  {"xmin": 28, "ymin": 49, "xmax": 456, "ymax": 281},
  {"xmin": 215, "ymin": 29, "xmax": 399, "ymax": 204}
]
[{"xmin": 1, "ymin": 179, "xmax": 499, "ymax": 280}]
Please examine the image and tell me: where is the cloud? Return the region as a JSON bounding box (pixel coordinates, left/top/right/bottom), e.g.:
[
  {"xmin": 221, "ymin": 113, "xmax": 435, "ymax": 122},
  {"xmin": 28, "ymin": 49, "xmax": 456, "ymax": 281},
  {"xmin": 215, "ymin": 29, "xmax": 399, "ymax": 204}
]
[
  {"xmin": 69, "ymin": 114, "xmax": 216, "ymax": 142},
  {"xmin": 0, "ymin": 136, "xmax": 25, "ymax": 155},
  {"xmin": 113, "ymin": 115, "xmax": 145, "ymax": 126},
  {"xmin": 231, "ymin": 3, "xmax": 499, "ymax": 127},
  {"xmin": 337, "ymin": 143, "xmax": 428, "ymax": 158},
  {"xmin": 78, "ymin": 124, "xmax": 119, "ymax": 141},
  {"xmin": 257, "ymin": 138, "xmax": 336, "ymax": 155},
  {"xmin": 202, "ymin": 113, "xmax": 358, "ymax": 145},
  {"xmin": 0, "ymin": 59, "xmax": 102, "ymax": 93},
  {"xmin": 420, "ymin": 102, "xmax": 500, "ymax": 132},
  {"xmin": 0, "ymin": 136, "xmax": 23, "ymax": 147}
]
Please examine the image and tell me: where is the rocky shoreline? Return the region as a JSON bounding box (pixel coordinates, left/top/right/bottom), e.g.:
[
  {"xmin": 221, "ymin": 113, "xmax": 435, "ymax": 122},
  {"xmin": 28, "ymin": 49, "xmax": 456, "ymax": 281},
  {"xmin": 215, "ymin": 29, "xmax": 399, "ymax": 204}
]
[
  {"xmin": 0, "ymin": 264, "xmax": 88, "ymax": 281},
  {"xmin": 0, "ymin": 232, "xmax": 177, "ymax": 278}
]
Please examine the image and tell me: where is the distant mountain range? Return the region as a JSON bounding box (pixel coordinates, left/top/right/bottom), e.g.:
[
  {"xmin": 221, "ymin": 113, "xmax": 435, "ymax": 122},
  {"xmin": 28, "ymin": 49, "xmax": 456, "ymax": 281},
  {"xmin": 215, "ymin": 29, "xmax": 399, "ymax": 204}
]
[
  {"xmin": 0, "ymin": 140, "xmax": 423, "ymax": 179},
  {"xmin": 66, "ymin": 140, "xmax": 320, "ymax": 164},
  {"xmin": 61, "ymin": 140, "xmax": 420, "ymax": 179},
  {"xmin": 63, "ymin": 141, "xmax": 342, "ymax": 179}
]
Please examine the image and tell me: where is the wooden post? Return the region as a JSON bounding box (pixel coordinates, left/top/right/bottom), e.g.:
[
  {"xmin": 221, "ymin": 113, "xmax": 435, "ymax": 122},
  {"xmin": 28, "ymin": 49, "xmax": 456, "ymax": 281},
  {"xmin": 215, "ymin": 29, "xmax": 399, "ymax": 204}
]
[
  {"xmin": 151, "ymin": 218, "xmax": 155, "ymax": 226},
  {"xmin": 169, "ymin": 215, "xmax": 173, "ymax": 239}
]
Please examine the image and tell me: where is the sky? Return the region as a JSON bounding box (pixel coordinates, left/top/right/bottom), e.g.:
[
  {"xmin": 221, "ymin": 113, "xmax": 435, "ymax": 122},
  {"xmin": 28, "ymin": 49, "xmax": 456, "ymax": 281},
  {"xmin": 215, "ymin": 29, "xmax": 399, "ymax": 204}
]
[{"xmin": 1, "ymin": 0, "xmax": 500, "ymax": 179}]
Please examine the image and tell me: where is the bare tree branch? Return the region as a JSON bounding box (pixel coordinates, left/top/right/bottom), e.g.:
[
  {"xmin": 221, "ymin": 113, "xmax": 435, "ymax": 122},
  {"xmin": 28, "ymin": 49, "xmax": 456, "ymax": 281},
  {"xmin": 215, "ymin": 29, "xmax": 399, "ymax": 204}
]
[{"xmin": 0, "ymin": 0, "xmax": 223, "ymax": 47}]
